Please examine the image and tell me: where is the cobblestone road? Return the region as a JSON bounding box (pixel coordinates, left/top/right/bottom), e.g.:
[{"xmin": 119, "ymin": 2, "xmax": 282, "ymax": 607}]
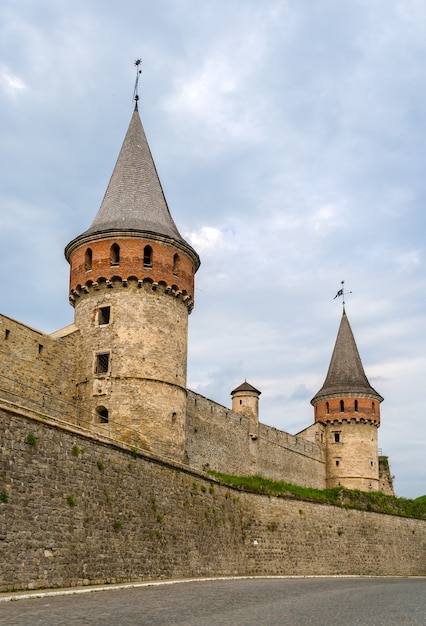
[{"xmin": 1, "ymin": 577, "xmax": 425, "ymax": 625}]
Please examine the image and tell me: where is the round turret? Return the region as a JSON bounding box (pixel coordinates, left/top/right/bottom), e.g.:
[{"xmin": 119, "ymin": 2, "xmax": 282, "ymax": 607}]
[
  {"xmin": 311, "ymin": 310, "xmax": 383, "ymax": 491},
  {"xmin": 65, "ymin": 104, "xmax": 200, "ymax": 460},
  {"xmin": 231, "ymin": 381, "xmax": 261, "ymax": 438}
]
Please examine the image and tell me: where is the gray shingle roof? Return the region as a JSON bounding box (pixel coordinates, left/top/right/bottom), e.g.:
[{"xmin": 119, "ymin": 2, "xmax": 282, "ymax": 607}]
[
  {"xmin": 65, "ymin": 105, "xmax": 199, "ymax": 268},
  {"xmin": 231, "ymin": 381, "xmax": 261, "ymax": 395},
  {"xmin": 311, "ymin": 310, "xmax": 383, "ymax": 404}
]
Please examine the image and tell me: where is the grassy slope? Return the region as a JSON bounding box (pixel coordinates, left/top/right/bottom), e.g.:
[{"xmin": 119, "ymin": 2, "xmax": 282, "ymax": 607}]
[{"xmin": 208, "ymin": 471, "xmax": 426, "ymax": 519}]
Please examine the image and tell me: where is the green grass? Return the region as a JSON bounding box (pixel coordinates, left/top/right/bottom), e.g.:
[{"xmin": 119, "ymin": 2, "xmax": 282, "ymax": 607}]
[
  {"xmin": 66, "ymin": 495, "xmax": 76, "ymax": 507},
  {"xmin": 208, "ymin": 471, "xmax": 426, "ymax": 519},
  {"xmin": 26, "ymin": 433, "xmax": 37, "ymax": 446}
]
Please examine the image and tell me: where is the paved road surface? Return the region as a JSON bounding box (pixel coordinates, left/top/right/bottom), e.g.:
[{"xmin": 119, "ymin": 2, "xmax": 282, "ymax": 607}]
[{"xmin": 1, "ymin": 577, "xmax": 425, "ymax": 625}]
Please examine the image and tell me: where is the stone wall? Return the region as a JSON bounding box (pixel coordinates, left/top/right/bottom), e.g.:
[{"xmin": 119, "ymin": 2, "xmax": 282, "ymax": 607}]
[
  {"xmin": 73, "ymin": 281, "xmax": 190, "ymax": 459},
  {"xmin": 0, "ymin": 314, "xmax": 78, "ymax": 420},
  {"xmin": 324, "ymin": 420, "xmax": 379, "ymax": 490},
  {"xmin": 1, "ymin": 404, "xmax": 424, "ymax": 592},
  {"xmin": 186, "ymin": 391, "xmax": 326, "ymax": 488}
]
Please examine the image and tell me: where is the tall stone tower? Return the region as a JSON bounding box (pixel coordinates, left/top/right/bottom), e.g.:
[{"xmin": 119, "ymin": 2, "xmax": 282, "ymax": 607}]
[
  {"xmin": 311, "ymin": 309, "xmax": 383, "ymax": 491},
  {"xmin": 65, "ymin": 101, "xmax": 200, "ymax": 460}
]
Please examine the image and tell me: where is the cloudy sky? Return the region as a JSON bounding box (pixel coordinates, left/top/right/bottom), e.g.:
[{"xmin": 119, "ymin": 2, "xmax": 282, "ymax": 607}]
[{"xmin": 1, "ymin": 0, "xmax": 425, "ymax": 498}]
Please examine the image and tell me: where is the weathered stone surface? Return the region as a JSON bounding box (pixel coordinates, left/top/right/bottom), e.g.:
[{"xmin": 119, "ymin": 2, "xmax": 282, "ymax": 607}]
[{"xmin": 0, "ymin": 406, "xmax": 424, "ymax": 592}]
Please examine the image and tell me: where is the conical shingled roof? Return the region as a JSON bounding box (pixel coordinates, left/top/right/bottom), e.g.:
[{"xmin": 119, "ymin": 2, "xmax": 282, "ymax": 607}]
[
  {"xmin": 311, "ymin": 310, "xmax": 383, "ymax": 404},
  {"xmin": 65, "ymin": 104, "xmax": 199, "ymax": 267},
  {"xmin": 231, "ymin": 381, "xmax": 261, "ymax": 395}
]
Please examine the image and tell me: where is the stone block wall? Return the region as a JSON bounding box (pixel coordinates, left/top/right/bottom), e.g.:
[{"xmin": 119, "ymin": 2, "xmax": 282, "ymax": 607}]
[
  {"xmin": 0, "ymin": 314, "xmax": 78, "ymax": 421},
  {"xmin": 256, "ymin": 423, "xmax": 325, "ymax": 488},
  {"xmin": 185, "ymin": 391, "xmax": 325, "ymax": 487},
  {"xmin": 0, "ymin": 404, "xmax": 425, "ymax": 592},
  {"xmin": 73, "ymin": 281, "xmax": 190, "ymax": 459}
]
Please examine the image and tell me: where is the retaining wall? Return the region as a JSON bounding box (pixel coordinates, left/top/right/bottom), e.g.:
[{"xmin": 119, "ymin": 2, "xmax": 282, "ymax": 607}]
[{"xmin": 1, "ymin": 405, "xmax": 425, "ymax": 592}]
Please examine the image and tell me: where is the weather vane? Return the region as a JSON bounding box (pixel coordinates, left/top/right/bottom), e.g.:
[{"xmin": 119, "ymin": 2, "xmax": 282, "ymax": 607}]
[
  {"xmin": 133, "ymin": 59, "xmax": 142, "ymax": 107},
  {"xmin": 334, "ymin": 280, "xmax": 352, "ymax": 308}
]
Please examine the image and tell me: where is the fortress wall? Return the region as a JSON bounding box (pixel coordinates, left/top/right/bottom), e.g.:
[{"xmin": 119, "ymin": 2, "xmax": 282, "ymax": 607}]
[
  {"xmin": 185, "ymin": 391, "xmax": 253, "ymax": 474},
  {"xmin": 186, "ymin": 392, "xmax": 325, "ymax": 487},
  {"xmin": 256, "ymin": 424, "xmax": 325, "ymax": 488},
  {"xmin": 0, "ymin": 315, "xmax": 78, "ymax": 418},
  {"xmin": 0, "ymin": 405, "xmax": 425, "ymax": 592}
]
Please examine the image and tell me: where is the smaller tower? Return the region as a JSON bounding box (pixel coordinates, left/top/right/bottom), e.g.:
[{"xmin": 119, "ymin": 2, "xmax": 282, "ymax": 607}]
[
  {"xmin": 231, "ymin": 381, "xmax": 261, "ymax": 439},
  {"xmin": 311, "ymin": 310, "xmax": 383, "ymax": 491}
]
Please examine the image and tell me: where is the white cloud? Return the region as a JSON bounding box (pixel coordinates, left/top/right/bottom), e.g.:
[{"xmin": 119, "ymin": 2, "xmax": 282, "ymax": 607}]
[{"xmin": 0, "ymin": 66, "xmax": 26, "ymax": 96}]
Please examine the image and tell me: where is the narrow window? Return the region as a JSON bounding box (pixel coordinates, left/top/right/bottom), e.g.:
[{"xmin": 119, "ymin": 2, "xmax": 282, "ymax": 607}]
[
  {"xmin": 85, "ymin": 248, "xmax": 93, "ymax": 271},
  {"xmin": 370, "ymin": 460, "xmax": 374, "ymax": 467},
  {"xmin": 98, "ymin": 306, "xmax": 111, "ymax": 325},
  {"xmin": 239, "ymin": 399, "xmax": 242, "ymax": 405},
  {"xmin": 372, "ymin": 402, "xmax": 375, "ymax": 415},
  {"xmin": 340, "ymin": 400, "xmax": 344, "ymax": 412},
  {"xmin": 354, "ymin": 399, "xmax": 358, "ymax": 412},
  {"xmin": 96, "ymin": 406, "xmax": 109, "ymax": 423},
  {"xmin": 325, "ymin": 401, "xmax": 329, "ymax": 414},
  {"xmin": 110, "ymin": 243, "xmax": 120, "ymax": 266},
  {"xmin": 173, "ymin": 253, "xmax": 180, "ymax": 276},
  {"xmin": 334, "ymin": 432, "xmax": 340, "ymax": 443},
  {"xmin": 143, "ymin": 245, "xmax": 152, "ymax": 268},
  {"xmin": 95, "ymin": 352, "xmax": 110, "ymax": 374},
  {"xmin": 335, "ymin": 459, "xmax": 340, "ymax": 466},
  {"xmin": 38, "ymin": 344, "xmax": 43, "ymax": 354},
  {"xmin": 5, "ymin": 329, "xmax": 10, "ymax": 339}
]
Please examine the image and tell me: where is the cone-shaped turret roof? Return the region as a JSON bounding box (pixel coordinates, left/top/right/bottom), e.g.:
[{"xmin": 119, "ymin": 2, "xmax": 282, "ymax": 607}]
[
  {"xmin": 65, "ymin": 104, "xmax": 199, "ymax": 268},
  {"xmin": 311, "ymin": 310, "xmax": 383, "ymax": 404},
  {"xmin": 231, "ymin": 381, "xmax": 261, "ymax": 396}
]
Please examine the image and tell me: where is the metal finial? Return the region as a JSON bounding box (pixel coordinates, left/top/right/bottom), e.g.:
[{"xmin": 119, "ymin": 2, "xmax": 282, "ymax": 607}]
[
  {"xmin": 333, "ymin": 280, "xmax": 352, "ymax": 308},
  {"xmin": 133, "ymin": 59, "xmax": 142, "ymax": 108}
]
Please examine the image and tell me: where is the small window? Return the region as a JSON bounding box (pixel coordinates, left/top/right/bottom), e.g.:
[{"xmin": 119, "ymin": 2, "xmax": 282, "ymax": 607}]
[
  {"xmin": 143, "ymin": 245, "xmax": 152, "ymax": 268},
  {"xmin": 98, "ymin": 306, "xmax": 111, "ymax": 325},
  {"xmin": 370, "ymin": 460, "xmax": 374, "ymax": 467},
  {"xmin": 239, "ymin": 399, "xmax": 242, "ymax": 405},
  {"xmin": 4, "ymin": 329, "xmax": 10, "ymax": 340},
  {"xmin": 334, "ymin": 432, "xmax": 340, "ymax": 443},
  {"xmin": 372, "ymin": 402, "xmax": 375, "ymax": 415},
  {"xmin": 340, "ymin": 400, "xmax": 344, "ymax": 412},
  {"xmin": 335, "ymin": 459, "xmax": 340, "ymax": 466},
  {"xmin": 95, "ymin": 352, "xmax": 110, "ymax": 374},
  {"xmin": 325, "ymin": 401, "xmax": 329, "ymax": 414},
  {"xmin": 354, "ymin": 399, "xmax": 358, "ymax": 412},
  {"xmin": 173, "ymin": 253, "xmax": 180, "ymax": 276},
  {"xmin": 110, "ymin": 243, "xmax": 120, "ymax": 266},
  {"xmin": 85, "ymin": 248, "xmax": 93, "ymax": 271},
  {"xmin": 96, "ymin": 406, "xmax": 109, "ymax": 423},
  {"xmin": 38, "ymin": 344, "xmax": 43, "ymax": 354}
]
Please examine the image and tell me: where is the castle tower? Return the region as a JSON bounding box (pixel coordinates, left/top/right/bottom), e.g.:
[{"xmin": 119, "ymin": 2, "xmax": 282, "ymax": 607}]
[
  {"xmin": 64, "ymin": 100, "xmax": 200, "ymax": 460},
  {"xmin": 311, "ymin": 310, "xmax": 383, "ymax": 491},
  {"xmin": 231, "ymin": 381, "xmax": 261, "ymax": 438}
]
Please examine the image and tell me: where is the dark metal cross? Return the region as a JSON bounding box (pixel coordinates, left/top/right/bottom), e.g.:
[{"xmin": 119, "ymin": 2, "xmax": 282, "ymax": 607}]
[{"xmin": 133, "ymin": 59, "xmax": 142, "ymax": 105}]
